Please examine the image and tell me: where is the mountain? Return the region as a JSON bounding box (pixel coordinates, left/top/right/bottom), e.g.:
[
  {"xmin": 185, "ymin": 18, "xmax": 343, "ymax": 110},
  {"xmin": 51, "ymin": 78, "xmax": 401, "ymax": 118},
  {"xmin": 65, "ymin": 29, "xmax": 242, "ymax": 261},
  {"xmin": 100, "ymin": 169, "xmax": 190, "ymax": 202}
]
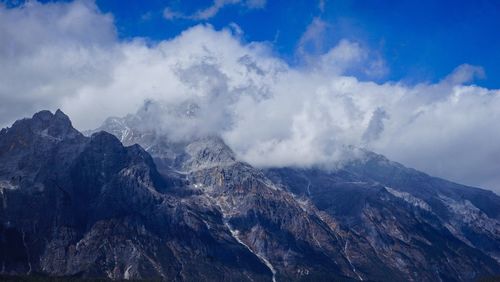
[
  {"xmin": 0, "ymin": 109, "xmax": 499, "ymax": 281},
  {"xmin": 91, "ymin": 113, "xmax": 362, "ymax": 281},
  {"xmin": 265, "ymin": 162, "xmax": 500, "ymax": 281},
  {"xmin": 0, "ymin": 110, "xmax": 274, "ymax": 281},
  {"xmin": 93, "ymin": 105, "xmax": 500, "ymax": 282}
]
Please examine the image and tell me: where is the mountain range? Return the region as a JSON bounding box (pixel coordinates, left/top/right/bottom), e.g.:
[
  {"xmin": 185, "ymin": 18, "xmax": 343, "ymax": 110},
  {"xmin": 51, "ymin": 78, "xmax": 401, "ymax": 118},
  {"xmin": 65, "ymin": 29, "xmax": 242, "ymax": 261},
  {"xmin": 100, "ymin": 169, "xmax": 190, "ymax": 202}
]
[{"xmin": 0, "ymin": 108, "xmax": 499, "ymax": 281}]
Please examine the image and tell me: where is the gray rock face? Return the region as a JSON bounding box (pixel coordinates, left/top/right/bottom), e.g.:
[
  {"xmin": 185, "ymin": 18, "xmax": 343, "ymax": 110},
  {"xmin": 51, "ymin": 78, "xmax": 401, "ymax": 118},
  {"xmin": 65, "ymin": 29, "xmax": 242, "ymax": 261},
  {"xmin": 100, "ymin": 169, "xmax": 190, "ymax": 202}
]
[
  {"xmin": 93, "ymin": 108, "xmax": 500, "ymax": 282},
  {"xmin": 94, "ymin": 110, "xmax": 360, "ymax": 281},
  {"xmin": 0, "ymin": 110, "xmax": 272, "ymax": 281},
  {"xmin": 265, "ymin": 165, "xmax": 500, "ymax": 281},
  {"xmin": 92, "ymin": 114, "xmax": 236, "ymax": 173},
  {"xmin": 2, "ymin": 108, "xmax": 500, "ymax": 281}
]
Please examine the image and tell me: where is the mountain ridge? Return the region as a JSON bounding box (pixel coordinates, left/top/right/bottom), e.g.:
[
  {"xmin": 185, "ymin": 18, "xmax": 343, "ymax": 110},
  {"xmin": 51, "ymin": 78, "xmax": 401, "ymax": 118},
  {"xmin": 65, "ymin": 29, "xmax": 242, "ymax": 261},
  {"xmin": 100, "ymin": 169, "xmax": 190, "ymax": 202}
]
[{"xmin": 1, "ymin": 109, "xmax": 499, "ymax": 281}]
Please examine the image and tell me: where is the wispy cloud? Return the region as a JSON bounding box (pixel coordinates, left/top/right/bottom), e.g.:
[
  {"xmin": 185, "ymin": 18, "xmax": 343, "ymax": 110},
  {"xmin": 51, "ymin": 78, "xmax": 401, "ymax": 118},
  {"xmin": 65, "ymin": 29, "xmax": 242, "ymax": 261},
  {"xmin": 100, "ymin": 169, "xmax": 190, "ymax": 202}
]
[
  {"xmin": 162, "ymin": 7, "xmax": 184, "ymax": 20},
  {"xmin": 163, "ymin": 0, "xmax": 266, "ymax": 21},
  {"xmin": 296, "ymin": 18, "xmax": 388, "ymax": 78},
  {"xmin": 296, "ymin": 17, "xmax": 329, "ymax": 58},
  {"xmin": 318, "ymin": 0, "xmax": 326, "ymax": 12}
]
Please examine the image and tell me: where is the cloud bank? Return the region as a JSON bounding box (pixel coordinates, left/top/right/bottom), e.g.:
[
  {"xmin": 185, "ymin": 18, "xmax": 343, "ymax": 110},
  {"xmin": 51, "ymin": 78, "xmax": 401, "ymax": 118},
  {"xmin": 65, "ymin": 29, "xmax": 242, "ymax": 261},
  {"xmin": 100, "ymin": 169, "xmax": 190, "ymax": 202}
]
[{"xmin": 1, "ymin": 1, "xmax": 500, "ymax": 192}]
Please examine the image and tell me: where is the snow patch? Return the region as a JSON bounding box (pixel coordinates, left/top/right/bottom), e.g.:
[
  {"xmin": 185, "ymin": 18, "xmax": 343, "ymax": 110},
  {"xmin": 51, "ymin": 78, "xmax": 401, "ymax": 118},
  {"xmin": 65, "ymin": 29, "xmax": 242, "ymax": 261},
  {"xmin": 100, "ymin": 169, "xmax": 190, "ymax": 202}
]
[
  {"xmin": 385, "ymin": 187, "xmax": 432, "ymax": 211},
  {"xmin": 124, "ymin": 265, "xmax": 133, "ymax": 280},
  {"xmin": 0, "ymin": 180, "xmax": 19, "ymax": 191},
  {"xmin": 225, "ymin": 221, "xmax": 277, "ymax": 282},
  {"xmin": 213, "ymin": 197, "xmax": 277, "ymax": 282},
  {"xmin": 344, "ymin": 240, "xmax": 363, "ymax": 281},
  {"xmin": 439, "ymin": 194, "xmax": 500, "ymax": 236}
]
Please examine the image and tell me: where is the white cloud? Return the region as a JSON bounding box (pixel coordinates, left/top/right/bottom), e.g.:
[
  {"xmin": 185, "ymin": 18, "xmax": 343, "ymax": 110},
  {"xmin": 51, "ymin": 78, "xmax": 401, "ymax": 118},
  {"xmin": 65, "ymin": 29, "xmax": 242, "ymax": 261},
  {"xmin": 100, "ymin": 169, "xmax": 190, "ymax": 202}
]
[
  {"xmin": 296, "ymin": 18, "xmax": 387, "ymax": 78},
  {"xmin": 319, "ymin": 39, "xmax": 387, "ymax": 77},
  {"xmin": 162, "ymin": 7, "xmax": 183, "ymax": 20},
  {"xmin": 296, "ymin": 17, "xmax": 328, "ymax": 60},
  {"xmin": 0, "ymin": 0, "xmax": 118, "ymax": 126},
  {"xmin": 245, "ymin": 0, "xmax": 266, "ymax": 9},
  {"xmin": 193, "ymin": 0, "xmax": 240, "ymax": 20},
  {"xmin": 1, "ymin": 1, "xmax": 500, "ymax": 193},
  {"xmin": 163, "ymin": 0, "xmax": 266, "ymax": 21},
  {"xmin": 442, "ymin": 63, "xmax": 485, "ymax": 85}
]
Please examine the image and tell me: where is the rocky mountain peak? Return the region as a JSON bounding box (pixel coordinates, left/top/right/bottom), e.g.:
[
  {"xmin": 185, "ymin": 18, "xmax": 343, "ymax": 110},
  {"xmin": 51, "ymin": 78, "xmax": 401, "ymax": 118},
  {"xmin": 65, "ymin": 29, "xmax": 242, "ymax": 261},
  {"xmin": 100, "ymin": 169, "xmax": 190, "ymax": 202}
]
[
  {"xmin": 32, "ymin": 109, "xmax": 71, "ymax": 126},
  {"xmin": 183, "ymin": 136, "xmax": 236, "ymax": 170},
  {"xmin": 89, "ymin": 130, "xmax": 124, "ymax": 149},
  {"xmin": 0, "ymin": 110, "xmax": 82, "ymax": 160},
  {"xmin": 32, "ymin": 110, "xmax": 54, "ymax": 121},
  {"xmin": 12, "ymin": 109, "xmax": 81, "ymax": 141}
]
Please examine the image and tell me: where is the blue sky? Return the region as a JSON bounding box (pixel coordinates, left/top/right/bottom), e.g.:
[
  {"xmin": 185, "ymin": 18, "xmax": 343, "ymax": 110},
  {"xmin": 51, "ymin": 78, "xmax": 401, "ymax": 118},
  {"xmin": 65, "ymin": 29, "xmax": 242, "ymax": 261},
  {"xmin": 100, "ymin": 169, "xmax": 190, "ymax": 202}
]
[{"xmin": 86, "ymin": 0, "xmax": 500, "ymax": 88}]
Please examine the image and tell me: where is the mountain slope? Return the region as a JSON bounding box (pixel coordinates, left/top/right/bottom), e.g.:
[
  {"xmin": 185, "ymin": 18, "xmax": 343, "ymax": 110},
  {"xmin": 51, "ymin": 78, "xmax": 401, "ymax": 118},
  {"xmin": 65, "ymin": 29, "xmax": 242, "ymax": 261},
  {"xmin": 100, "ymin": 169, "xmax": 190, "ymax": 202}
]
[
  {"xmin": 92, "ymin": 106, "xmax": 500, "ymax": 282},
  {"xmin": 0, "ymin": 110, "xmax": 274, "ymax": 281},
  {"xmin": 265, "ymin": 165, "xmax": 500, "ymax": 281},
  {"xmin": 1, "ymin": 109, "xmax": 499, "ymax": 281},
  {"xmin": 93, "ymin": 112, "xmax": 362, "ymax": 281}
]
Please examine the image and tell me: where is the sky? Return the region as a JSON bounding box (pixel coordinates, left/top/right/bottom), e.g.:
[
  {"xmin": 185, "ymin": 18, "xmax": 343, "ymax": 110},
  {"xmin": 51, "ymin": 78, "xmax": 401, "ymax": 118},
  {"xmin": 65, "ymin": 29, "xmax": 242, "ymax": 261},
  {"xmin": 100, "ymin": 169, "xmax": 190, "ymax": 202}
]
[
  {"xmin": 1, "ymin": 0, "xmax": 500, "ymax": 193},
  {"xmin": 89, "ymin": 0, "xmax": 499, "ymax": 87}
]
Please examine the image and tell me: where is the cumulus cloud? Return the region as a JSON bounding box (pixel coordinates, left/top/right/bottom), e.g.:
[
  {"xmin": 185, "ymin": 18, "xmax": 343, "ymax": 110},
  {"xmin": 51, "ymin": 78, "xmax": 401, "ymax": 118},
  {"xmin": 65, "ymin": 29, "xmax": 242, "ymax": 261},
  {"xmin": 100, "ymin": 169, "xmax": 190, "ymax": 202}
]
[
  {"xmin": 1, "ymin": 1, "xmax": 500, "ymax": 193},
  {"xmin": 163, "ymin": 0, "xmax": 266, "ymax": 21},
  {"xmin": 0, "ymin": 0, "xmax": 118, "ymax": 126}
]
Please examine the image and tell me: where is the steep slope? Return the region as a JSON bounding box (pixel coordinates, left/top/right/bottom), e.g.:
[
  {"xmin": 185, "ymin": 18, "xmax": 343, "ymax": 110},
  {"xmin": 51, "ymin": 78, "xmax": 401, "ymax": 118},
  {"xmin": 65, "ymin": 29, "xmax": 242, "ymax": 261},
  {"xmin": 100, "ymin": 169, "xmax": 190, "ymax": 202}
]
[
  {"xmin": 0, "ymin": 110, "xmax": 273, "ymax": 281},
  {"xmin": 94, "ymin": 113, "xmax": 362, "ymax": 281},
  {"xmin": 265, "ymin": 165, "xmax": 500, "ymax": 281},
  {"xmin": 95, "ymin": 106, "xmax": 500, "ymax": 282}
]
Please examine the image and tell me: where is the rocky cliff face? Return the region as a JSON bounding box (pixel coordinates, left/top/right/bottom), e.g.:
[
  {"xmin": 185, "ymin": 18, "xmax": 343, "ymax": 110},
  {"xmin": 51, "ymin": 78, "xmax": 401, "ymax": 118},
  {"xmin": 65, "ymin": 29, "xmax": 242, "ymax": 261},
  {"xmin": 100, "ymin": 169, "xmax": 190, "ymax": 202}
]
[
  {"xmin": 265, "ymin": 165, "xmax": 500, "ymax": 281},
  {"xmin": 90, "ymin": 108, "xmax": 500, "ymax": 282},
  {"xmin": 0, "ymin": 110, "xmax": 273, "ymax": 281},
  {"xmin": 93, "ymin": 113, "xmax": 362, "ymax": 281},
  {"xmin": 1, "ymin": 109, "xmax": 499, "ymax": 281}
]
